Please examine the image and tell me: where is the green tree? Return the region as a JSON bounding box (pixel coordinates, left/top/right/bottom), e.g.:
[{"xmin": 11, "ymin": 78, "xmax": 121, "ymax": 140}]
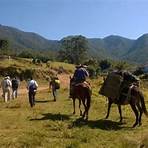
[
  {"xmin": 114, "ymin": 61, "xmax": 129, "ymax": 71},
  {"xmin": 99, "ymin": 59, "xmax": 111, "ymax": 71},
  {"xmin": 0, "ymin": 39, "xmax": 9, "ymax": 54},
  {"xmin": 58, "ymin": 35, "xmax": 88, "ymax": 64}
]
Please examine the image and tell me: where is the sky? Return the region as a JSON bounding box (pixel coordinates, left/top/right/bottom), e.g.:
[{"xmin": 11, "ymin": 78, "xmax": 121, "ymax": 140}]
[{"xmin": 0, "ymin": 0, "xmax": 148, "ymax": 40}]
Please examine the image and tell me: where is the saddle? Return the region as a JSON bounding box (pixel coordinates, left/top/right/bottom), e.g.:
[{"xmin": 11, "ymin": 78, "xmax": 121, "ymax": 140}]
[{"xmin": 75, "ymin": 81, "xmax": 91, "ymax": 90}]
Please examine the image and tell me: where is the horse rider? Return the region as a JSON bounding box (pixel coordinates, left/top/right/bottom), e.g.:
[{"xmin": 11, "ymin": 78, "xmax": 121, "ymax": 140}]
[
  {"xmin": 1, "ymin": 76, "xmax": 12, "ymax": 102},
  {"xmin": 69, "ymin": 64, "xmax": 90, "ymax": 98},
  {"xmin": 27, "ymin": 77, "xmax": 38, "ymax": 107},
  {"xmin": 73, "ymin": 64, "xmax": 89, "ymax": 83}
]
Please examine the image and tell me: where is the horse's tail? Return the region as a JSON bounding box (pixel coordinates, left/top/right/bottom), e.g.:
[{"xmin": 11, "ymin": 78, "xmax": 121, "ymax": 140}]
[{"xmin": 139, "ymin": 91, "xmax": 148, "ymax": 117}]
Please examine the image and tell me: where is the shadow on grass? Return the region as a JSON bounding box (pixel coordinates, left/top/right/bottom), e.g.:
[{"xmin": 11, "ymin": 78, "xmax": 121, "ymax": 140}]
[
  {"xmin": 71, "ymin": 118, "xmax": 123, "ymax": 130},
  {"xmin": 35, "ymin": 100, "xmax": 52, "ymax": 103},
  {"xmin": 30, "ymin": 113, "xmax": 70, "ymax": 121}
]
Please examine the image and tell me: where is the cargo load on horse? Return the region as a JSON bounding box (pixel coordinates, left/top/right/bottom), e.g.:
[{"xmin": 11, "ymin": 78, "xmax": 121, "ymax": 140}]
[
  {"xmin": 99, "ymin": 71, "xmax": 147, "ymax": 127},
  {"xmin": 99, "ymin": 71, "xmax": 139, "ymax": 102},
  {"xmin": 99, "ymin": 72, "xmax": 123, "ymax": 99}
]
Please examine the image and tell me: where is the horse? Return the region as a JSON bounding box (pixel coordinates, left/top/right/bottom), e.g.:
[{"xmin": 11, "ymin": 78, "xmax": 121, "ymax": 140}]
[
  {"xmin": 70, "ymin": 77, "xmax": 91, "ymax": 120},
  {"xmin": 104, "ymin": 72, "xmax": 148, "ymax": 127}
]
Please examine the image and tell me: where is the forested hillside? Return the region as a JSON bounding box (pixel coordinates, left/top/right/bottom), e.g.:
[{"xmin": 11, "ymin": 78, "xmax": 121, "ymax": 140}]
[{"xmin": 0, "ymin": 24, "xmax": 147, "ymax": 64}]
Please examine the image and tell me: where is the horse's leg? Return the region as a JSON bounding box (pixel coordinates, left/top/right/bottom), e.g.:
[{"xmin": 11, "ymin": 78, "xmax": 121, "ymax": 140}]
[
  {"xmin": 79, "ymin": 99, "xmax": 82, "ymax": 116},
  {"xmin": 130, "ymin": 103, "xmax": 139, "ymax": 127},
  {"xmin": 73, "ymin": 98, "xmax": 76, "ymax": 114},
  {"xmin": 136, "ymin": 102, "xmax": 143, "ymax": 126},
  {"xmin": 105, "ymin": 99, "xmax": 112, "ymax": 119},
  {"xmin": 85, "ymin": 97, "xmax": 91, "ymax": 120},
  {"xmin": 117, "ymin": 104, "xmax": 123, "ymax": 123},
  {"xmin": 82, "ymin": 98, "xmax": 87, "ymax": 119}
]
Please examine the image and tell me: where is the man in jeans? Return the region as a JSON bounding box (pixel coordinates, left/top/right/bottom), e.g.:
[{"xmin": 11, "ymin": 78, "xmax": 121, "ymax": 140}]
[
  {"xmin": 12, "ymin": 77, "xmax": 20, "ymax": 99},
  {"xmin": 27, "ymin": 77, "xmax": 38, "ymax": 107}
]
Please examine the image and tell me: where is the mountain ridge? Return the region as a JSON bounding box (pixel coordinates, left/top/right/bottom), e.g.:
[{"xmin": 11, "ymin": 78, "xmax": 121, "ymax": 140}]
[{"xmin": 0, "ymin": 24, "xmax": 147, "ymax": 64}]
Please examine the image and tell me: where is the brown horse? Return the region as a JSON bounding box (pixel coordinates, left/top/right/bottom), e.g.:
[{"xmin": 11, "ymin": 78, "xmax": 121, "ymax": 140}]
[
  {"xmin": 105, "ymin": 85, "xmax": 148, "ymax": 127},
  {"xmin": 70, "ymin": 78, "xmax": 91, "ymax": 120}
]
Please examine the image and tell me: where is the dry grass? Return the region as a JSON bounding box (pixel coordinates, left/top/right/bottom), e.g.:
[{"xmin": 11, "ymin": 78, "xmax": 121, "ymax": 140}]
[{"xmin": 0, "ymin": 77, "xmax": 148, "ymax": 148}]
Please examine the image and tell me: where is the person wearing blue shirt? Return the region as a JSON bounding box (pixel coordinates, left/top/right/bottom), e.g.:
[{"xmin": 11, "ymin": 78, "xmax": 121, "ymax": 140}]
[{"xmin": 73, "ymin": 64, "xmax": 89, "ymax": 83}]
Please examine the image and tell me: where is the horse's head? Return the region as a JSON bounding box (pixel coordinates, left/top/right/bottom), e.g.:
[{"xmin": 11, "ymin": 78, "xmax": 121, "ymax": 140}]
[
  {"xmin": 123, "ymin": 72, "xmax": 139, "ymax": 83},
  {"xmin": 69, "ymin": 76, "xmax": 75, "ymax": 84}
]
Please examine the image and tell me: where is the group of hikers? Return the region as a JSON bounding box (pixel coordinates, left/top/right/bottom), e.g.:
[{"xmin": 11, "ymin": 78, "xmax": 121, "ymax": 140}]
[
  {"xmin": 0, "ymin": 74, "xmax": 61, "ymax": 107},
  {"xmin": 1, "ymin": 64, "xmax": 147, "ymax": 127},
  {"xmin": 1, "ymin": 76, "xmax": 19, "ymax": 102},
  {"xmin": 0, "ymin": 64, "xmax": 140, "ymax": 108}
]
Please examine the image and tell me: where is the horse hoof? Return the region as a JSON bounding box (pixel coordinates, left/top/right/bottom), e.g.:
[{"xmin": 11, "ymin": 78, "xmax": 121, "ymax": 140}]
[
  {"xmin": 139, "ymin": 122, "xmax": 142, "ymax": 126},
  {"xmin": 85, "ymin": 117, "xmax": 88, "ymax": 121},
  {"xmin": 105, "ymin": 116, "xmax": 108, "ymax": 119},
  {"xmin": 132, "ymin": 123, "xmax": 138, "ymax": 128}
]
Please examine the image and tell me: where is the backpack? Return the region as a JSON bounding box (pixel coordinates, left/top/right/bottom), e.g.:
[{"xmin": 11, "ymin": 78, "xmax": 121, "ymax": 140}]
[
  {"xmin": 12, "ymin": 79, "xmax": 19, "ymax": 89},
  {"xmin": 29, "ymin": 84, "xmax": 37, "ymax": 92},
  {"xmin": 54, "ymin": 79, "xmax": 60, "ymax": 89}
]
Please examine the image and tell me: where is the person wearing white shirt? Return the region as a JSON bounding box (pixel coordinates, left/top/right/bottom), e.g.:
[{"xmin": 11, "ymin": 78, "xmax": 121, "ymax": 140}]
[
  {"xmin": 27, "ymin": 77, "xmax": 38, "ymax": 107},
  {"xmin": 1, "ymin": 76, "xmax": 12, "ymax": 102}
]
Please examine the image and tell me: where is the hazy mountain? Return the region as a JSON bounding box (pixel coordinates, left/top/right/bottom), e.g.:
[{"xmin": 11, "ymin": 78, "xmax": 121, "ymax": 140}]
[
  {"xmin": 123, "ymin": 34, "xmax": 148, "ymax": 63},
  {"xmin": 0, "ymin": 24, "xmax": 61, "ymax": 51},
  {"xmin": 0, "ymin": 24, "xmax": 147, "ymax": 64}
]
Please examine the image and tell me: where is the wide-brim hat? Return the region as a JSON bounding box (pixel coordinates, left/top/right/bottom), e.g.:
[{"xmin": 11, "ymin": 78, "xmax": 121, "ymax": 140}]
[
  {"xmin": 82, "ymin": 65, "xmax": 88, "ymax": 68},
  {"xmin": 75, "ymin": 64, "xmax": 82, "ymax": 68},
  {"xmin": 5, "ymin": 76, "xmax": 10, "ymax": 79}
]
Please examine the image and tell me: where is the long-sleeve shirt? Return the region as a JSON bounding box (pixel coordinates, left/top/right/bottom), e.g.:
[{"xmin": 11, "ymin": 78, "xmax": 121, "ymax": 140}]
[
  {"xmin": 73, "ymin": 67, "xmax": 89, "ymax": 82},
  {"xmin": 27, "ymin": 80, "xmax": 38, "ymax": 91}
]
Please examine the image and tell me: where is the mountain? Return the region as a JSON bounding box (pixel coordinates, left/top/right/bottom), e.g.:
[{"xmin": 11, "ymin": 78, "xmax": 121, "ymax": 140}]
[
  {"xmin": 0, "ymin": 24, "xmax": 147, "ymax": 64},
  {"xmin": 0, "ymin": 24, "xmax": 61, "ymax": 51},
  {"xmin": 123, "ymin": 34, "xmax": 148, "ymax": 63}
]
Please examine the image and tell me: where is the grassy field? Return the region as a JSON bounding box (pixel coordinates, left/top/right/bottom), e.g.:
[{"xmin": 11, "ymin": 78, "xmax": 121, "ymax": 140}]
[{"xmin": 0, "ymin": 77, "xmax": 148, "ymax": 148}]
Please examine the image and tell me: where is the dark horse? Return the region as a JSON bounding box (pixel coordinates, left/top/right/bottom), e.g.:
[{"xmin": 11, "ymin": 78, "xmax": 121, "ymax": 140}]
[
  {"xmin": 70, "ymin": 78, "xmax": 91, "ymax": 120},
  {"xmin": 105, "ymin": 72, "xmax": 148, "ymax": 127}
]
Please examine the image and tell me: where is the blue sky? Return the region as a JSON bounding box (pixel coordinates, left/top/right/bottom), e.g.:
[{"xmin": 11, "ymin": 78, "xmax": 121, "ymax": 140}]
[{"xmin": 0, "ymin": 0, "xmax": 148, "ymax": 40}]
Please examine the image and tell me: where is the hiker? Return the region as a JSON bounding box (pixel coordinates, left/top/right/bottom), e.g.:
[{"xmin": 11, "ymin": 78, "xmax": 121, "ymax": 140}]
[
  {"xmin": 27, "ymin": 77, "xmax": 38, "ymax": 107},
  {"xmin": 49, "ymin": 75, "xmax": 60, "ymax": 101},
  {"xmin": 11, "ymin": 77, "xmax": 20, "ymax": 99},
  {"xmin": 69, "ymin": 64, "xmax": 90, "ymax": 98},
  {"xmin": 1, "ymin": 76, "xmax": 12, "ymax": 102}
]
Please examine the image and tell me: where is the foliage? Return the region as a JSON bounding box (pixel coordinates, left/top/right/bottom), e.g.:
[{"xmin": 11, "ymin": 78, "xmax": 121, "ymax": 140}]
[
  {"xmin": 114, "ymin": 61, "xmax": 129, "ymax": 71},
  {"xmin": 0, "ymin": 39, "xmax": 10, "ymax": 55},
  {"xmin": 99, "ymin": 59, "xmax": 111, "ymax": 71},
  {"xmin": 58, "ymin": 35, "xmax": 88, "ymax": 64}
]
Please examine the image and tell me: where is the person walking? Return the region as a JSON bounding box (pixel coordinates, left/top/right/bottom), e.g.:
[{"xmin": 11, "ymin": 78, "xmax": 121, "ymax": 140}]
[
  {"xmin": 49, "ymin": 75, "xmax": 60, "ymax": 101},
  {"xmin": 27, "ymin": 77, "xmax": 38, "ymax": 107},
  {"xmin": 1, "ymin": 76, "xmax": 12, "ymax": 102},
  {"xmin": 11, "ymin": 77, "xmax": 20, "ymax": 99}
]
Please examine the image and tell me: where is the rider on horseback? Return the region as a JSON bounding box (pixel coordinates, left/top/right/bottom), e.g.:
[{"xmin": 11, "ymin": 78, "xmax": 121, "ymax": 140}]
[
  {"xmin": 73, "ymin": 64, "xmax": 89, "ymax": 83},
  {"xmin": 69, "ymin": 64, "xmax": 89, "ymax": 98}
]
